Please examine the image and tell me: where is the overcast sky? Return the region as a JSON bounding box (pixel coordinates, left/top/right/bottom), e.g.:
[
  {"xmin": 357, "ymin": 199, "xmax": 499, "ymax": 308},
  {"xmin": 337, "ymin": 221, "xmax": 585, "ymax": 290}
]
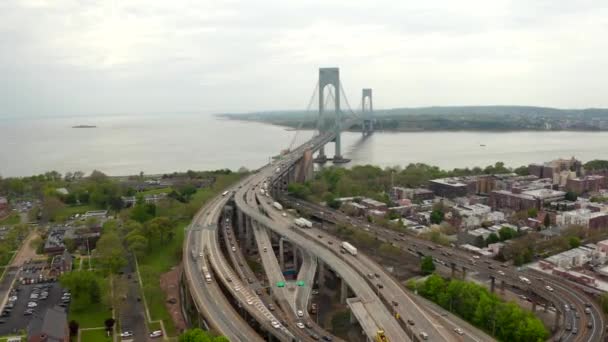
[{"xmin": 2, "ymin": 0, "xmax": 608, "ymax": 117}]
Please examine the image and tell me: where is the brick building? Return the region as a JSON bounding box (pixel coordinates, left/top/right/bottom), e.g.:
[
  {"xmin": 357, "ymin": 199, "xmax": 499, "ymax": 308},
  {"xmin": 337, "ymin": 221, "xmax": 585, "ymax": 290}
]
[
  {"xmin": 566, "ymin": 175, "xmax": 606, "ymax": 194},
  {"xmin": 489, "ymin": 189, "xmax": 565, "ymax": 211}
]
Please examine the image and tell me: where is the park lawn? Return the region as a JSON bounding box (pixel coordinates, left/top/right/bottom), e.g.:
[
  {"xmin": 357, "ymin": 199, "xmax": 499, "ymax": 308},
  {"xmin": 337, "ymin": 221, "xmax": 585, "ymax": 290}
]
[
  {"xmin": 55, "ymin": 204, "xmax": 98, "ymax": 222},
  {"xmin": 139, "ymin": 187, "xmax": 172, "ymax": 196},
  {"xmin": 80, "ymin": 328, "xmax": 113, "ymax": 342},
  {"xmin": 137, "ymin": 173, "xmax": 245, "ymax": 337},
  {"xmin": 0, "ymin": 213, "xmax": 20, "ymax": 225},
  {"xmin": 148, "ymin": 320, "xmax": 162, "ymax": 332},
  {"xmin": 0, "ymin": 336, "xmax": 26, "ymax": 342}
]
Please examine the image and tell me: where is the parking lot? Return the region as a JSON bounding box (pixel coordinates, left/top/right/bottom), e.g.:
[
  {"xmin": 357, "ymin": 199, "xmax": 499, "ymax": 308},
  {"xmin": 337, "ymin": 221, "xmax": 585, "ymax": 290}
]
[{"xmin": 0, "ymin": 281, "xmax": 65, "ymax": 335}]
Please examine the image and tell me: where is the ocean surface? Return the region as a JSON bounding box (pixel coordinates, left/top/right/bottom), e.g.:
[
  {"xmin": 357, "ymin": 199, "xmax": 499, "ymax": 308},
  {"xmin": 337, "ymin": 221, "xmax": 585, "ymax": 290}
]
[{"xmin": 1, "ymin": 113, "xmax": 608, "ymax": 177}]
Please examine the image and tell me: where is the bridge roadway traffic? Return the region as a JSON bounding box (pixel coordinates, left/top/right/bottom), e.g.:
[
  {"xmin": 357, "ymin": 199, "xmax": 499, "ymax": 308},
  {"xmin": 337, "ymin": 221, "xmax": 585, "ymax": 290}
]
[
  {"xmin": 222, "ymin": 212, "xmax": 334, "ymax": 342},
  {"xmin": 183, "ymin": 194, "xmax": 264, "ymax": 342},
  {"xmin": 259, "ymin": 197, "xmax": 475, "ymax": 342},
  {"xmin": 249, "ymin": 189, "xmax": 319, "ymax": 322},
  {"xmin": 288, "ymin": 197, "xmax": 606, "ymax": 342},
  {"xmin": 234, "ymin": 166, "xmax": 414, "ymax": 340}
]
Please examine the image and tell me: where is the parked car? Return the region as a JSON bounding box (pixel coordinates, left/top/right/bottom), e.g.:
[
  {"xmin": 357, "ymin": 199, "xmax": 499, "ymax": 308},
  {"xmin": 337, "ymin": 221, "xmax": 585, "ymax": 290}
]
[{"xmin": 149, "ymin": 330, "xmax": 163, "ymax": 338}]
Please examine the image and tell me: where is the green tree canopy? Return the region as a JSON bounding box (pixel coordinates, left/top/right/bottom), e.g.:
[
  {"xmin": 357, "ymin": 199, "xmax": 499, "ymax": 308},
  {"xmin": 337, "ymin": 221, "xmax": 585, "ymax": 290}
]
[
  {"xmin": 95, "ymin": 231, "xmax": 127, "ymax": 274},
  {"xmin": 59, "ymin": 271, "xmax": 101, "ymax": 311},
  {"xmin": 420, "ymin": 256, "xmax": 436, "ymax": 275}
]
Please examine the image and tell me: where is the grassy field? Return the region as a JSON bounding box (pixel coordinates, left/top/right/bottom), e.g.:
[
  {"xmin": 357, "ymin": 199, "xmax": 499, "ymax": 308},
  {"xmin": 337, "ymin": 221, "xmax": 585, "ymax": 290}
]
[
  {"xmin": 139, "ymin": 187, "xmax": 172, "ymax": 196},
  {"xmin": 137, "ymin": 173, "xmax": 244, "ymax": 337},
  {"xmin": 0, "ymin": 213, "xmax": 20, "ymax": 226},
  {"xmin": 68, "ymin": 274, "xmax": 113, "ymax": 329},
  {"xmin": 55, "ymin": 204, "xmax": 98, "ymax": 222},
  {"xmin": 80, "ymin": 329, "xmax": 113, "ymax": 342},
  {"xmin": 148, "ymin": 320, "xmax": 162, "ymax": 332},
  {"xmin": 0, "ymin": 336, "xmax": 26, "ymax": 342}
]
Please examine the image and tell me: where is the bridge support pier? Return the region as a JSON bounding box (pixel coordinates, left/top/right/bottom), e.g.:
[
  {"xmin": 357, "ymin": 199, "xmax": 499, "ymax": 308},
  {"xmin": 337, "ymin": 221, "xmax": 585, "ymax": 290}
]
[
  {"xmin": 279, "ymin": 238, "xmax": 285, "ymax": 271},
  {"xmin": 318, "ymin": 261, "xmax": 326, "ymax": 288},
  {"xmin": 490, "ymin": 276, "xmax": 496, "ymax": 293},
  {"xmin": 340, "ymin": 279, "xmax": 348, "ymax": 304},
  {"xmin": 532, "ymin": 302, "xmax": 537, "ymax": 312},
  {"xmin": 246, "ymin": 217, "xmax": 254, "ymax": 253},
  {"xmin": 461, "ymin": 266, "xmax": 467, "ymax": 280},
  {"xmin": 500, "ymin": 280, "xmax": 505, "ymax": 293},
  {"xmin": 450, "ymin": 263, "xmax": 456, "ymax": 278},
  {"xmin": 553, "ymin": 308, "xmax": 562, "ymax": 331}
]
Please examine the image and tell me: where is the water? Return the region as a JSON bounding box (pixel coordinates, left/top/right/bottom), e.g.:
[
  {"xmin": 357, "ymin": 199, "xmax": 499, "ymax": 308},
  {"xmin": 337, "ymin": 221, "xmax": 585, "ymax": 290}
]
[{"xmin": 1, "ymin": 114, "xmax": 608, "ymax": 177}]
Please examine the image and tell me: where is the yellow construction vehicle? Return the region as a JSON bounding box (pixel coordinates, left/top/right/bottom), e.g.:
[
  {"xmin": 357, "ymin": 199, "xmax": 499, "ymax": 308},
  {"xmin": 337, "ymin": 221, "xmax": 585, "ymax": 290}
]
[{"xmin": 375, "ymin": 329, "xmax": 389, "ymax": 342}]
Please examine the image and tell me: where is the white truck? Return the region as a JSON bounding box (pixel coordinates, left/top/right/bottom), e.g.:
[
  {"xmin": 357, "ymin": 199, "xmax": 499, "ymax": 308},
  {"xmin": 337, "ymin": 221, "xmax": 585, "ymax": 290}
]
[
  {"xmin": 202, "ymin": 266, "xmax": 212, "ymax": 283},
  {"xmin": 273, "ymin": 202, "xmax": 283, "ymax": 211},
  {"xmin": 519, "ymin": 276, "xmax": 531, "ymax": 285},
  {"xmin": 260, "ymin": 189, "xmax": 266, "ymax": 195},
  {"xmin": 294, "ymin": 217, "xmax": 313, "ymax": 228},
  {"xmin": 341, "ymin": 242, "xmax": 357, "ymax": 256}
]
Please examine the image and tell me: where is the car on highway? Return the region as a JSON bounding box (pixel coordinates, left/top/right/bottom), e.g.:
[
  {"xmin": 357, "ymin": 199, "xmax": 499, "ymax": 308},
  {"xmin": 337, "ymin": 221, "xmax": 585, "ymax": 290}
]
[
  {"xmin": 322, "ymin": 336, "xmax": 333, "ymax": 341},
  {"xmin": 120, "ymin": 331, "xmax": 134, "ymax": 337},
  {"xmin": 296, "ymin": 322, "xmax": 305, "ymax": 329},
  {"xmin": 407, "ymin": 319, "xmax": 415, "ymax": 325},
  {"xmin": 149, "ymin": 330, "xmax": 163, "ymax": 338},
  {"xmin": 270, "ymin": 319, "xmax": 280, "ymax": 329},
  {"xmin": 545, "ymin": 285, "xmax": 554, "ymax": 292},
  {"xmin": 297, "ymin": 309, "xmax": 304, "ymax": 317},
  {"xmin": 454, "ymin": 327, "xmax": 464, "ymax": 335},
  {"xmin": 497, "ymin": 270, "xmax": 505, "ymax": 276},
  {"xmin": 231, "ymin": 246, "xmax": 236, "ymax": 252},
  {"xmin": 27, "ymin": 302, "xmax": 37, "ymax": 308}
]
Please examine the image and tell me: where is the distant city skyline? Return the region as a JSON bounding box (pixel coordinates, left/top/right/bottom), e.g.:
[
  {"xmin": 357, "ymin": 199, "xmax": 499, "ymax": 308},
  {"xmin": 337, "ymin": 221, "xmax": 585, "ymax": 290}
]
[{"xmin": 2, "ymin": 0, "xmax": 608, "ymax": 117}]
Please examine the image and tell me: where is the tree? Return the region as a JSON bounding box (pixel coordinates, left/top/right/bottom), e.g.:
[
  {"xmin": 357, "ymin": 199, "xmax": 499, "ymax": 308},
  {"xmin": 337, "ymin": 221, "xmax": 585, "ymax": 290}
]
[
  {"xmin": 89, "ymin": 170, "xmax": 108, "ymax": 183},
  {"xmin": 179, "ymin": 328, "xmax": 228, "ymax": 342},
  {"xmin": 430, "ymin": 209, "xmax": 444, "ymax": 224},
  {"xmin": 565, "ymin": 191, "xmax": 578, "ymax": 201},
  {"xmin": 498, "ymin": 227, "xmax": 516, "ymax": 241},
  {"xmin": 41, "ymin": 196, "xmax": 65, "ymax": 222},
  {"xmin": 543, "ymin": 214, "xmax": 551, "ymax": 228},
  {"xmin": 420, "ymin": 256, "xmax": 436, "ymax": 275},
  {"xmin": 59, "ymin": 271, "xmax": 101, "ymax": 311},
  {"xmin": 486, "ymin": 233, "xmax": 500, "ymax": 245},
  {"xmin": 126, "ymin": 233, "xmax": 148, "ymax": 257},
  {"xmin": 69, "ymin": 320, "xmax": 79, "ymax": 338},
  {"xmin": 527, "ymin": 208, "xmax": 538, "ymax": 218},
  {"xmin": 145, "ymin": 216, "xmax": 174, "ymax": 244},
  {"xmin": 569, "ymin": 236, "xmax": 581, "ymax": 249},
  {"xmin": 600, "ymin": 293, "xmax": 608, "ymax": 314},
  {"xmin": 95, "ymin": 231, "xmax": 127, "ymax": 274},
  {"xmin": 104, "ymin": 318, "xmax": 115, "ymax": 332}
]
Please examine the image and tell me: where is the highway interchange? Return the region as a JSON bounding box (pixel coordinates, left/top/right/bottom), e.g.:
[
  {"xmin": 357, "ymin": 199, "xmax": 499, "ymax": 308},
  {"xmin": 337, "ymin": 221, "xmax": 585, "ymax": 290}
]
[{"xmin": 183, "ymin": 128, "xmax": 605, "ymax": 342}]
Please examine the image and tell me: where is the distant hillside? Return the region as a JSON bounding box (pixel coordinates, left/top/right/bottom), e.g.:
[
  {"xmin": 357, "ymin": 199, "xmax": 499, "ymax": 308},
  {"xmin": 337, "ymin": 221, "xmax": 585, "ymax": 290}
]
[{"xmin": 219, "ymin": 106, "xmax": 608, "ymax": 131}]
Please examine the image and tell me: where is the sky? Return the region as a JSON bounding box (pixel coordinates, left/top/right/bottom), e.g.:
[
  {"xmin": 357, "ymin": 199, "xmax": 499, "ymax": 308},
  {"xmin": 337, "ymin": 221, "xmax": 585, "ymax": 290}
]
[{"xmin": 2, "ymin": 0, "xmax": 608, "ymax": 117}]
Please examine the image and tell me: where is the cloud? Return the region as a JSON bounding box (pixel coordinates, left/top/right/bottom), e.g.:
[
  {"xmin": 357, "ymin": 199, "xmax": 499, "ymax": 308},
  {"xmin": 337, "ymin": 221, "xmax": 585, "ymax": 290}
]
[{"xmin": 1, "ymin": 0, "xmax": 608, "ymax": 117}]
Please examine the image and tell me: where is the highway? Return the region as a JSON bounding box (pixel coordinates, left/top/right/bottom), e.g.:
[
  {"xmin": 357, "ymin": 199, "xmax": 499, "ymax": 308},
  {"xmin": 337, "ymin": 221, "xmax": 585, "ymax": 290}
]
[
  {"xmin": 183, "ymin": 195, "xmax": 264, "ymax": 342},
  {"xmin": 259, "ymin": 192, "xmax": 460, "ymax": 341},
  {"xmin": 287, "ymin": 197, "xmax": 606, "ymax": 342},
  {"xmin": 234, "ymin": 163, "xmax": 413, "ymax": 341}
]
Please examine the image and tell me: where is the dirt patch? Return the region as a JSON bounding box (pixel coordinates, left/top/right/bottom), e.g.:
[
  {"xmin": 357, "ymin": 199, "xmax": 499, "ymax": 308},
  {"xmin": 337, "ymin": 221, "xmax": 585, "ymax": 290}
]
[
  {"xmin": 159, "ymin": 264, "xmax": 187, "ymax": 333},
  {"xmin": 12, "ymin": 232, "xmax": 41, "ymax": 267}
]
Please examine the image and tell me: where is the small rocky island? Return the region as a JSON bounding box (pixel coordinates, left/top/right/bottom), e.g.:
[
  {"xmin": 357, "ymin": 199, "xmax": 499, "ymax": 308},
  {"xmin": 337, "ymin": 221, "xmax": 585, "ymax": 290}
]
[{"xmin": 71, "ymin": 125, "xmax": 97, "ymax": 128}]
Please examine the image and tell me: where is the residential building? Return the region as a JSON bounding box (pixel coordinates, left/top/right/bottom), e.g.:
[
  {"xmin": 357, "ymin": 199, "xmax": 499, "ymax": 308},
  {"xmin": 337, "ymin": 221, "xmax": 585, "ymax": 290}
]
[
  {"xmin": 360, "ymin": 198, "xmax": 388, "ymax": 212},
  {"xmin": 556, "ymin": 209, "xmax": 608, "ymax": 229},
  {"xmin": 428, "ymin": 177, "xmax": 476, "ymax": 198},
  {"xmin": 392, "ymin": 187, "xmax": 434, "ymax": 201},
  {"xmin": 83, "ymin": 210, "xmax": 108, "ymax": 219},
  {"xmin": 28, "ymin": 306, "xmax": 69, "ymax": 342},
  {"xmin": 489, "ymin": 189, "xmax": 565, "ymax": 211},
  {"xmin": 566, "ymin": 175, "xmax": 606, "ymax": 194}
]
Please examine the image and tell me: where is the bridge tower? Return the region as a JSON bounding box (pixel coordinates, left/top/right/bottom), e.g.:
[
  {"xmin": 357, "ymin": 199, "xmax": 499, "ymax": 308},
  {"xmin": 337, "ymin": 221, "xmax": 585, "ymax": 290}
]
[
  {"xmin": 362, "ymin": 88, "xmax": 373, "ymax": 136},
  {"xmin": 316, "ymin": 67, "xmax": 348, "ymax": 163}
]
